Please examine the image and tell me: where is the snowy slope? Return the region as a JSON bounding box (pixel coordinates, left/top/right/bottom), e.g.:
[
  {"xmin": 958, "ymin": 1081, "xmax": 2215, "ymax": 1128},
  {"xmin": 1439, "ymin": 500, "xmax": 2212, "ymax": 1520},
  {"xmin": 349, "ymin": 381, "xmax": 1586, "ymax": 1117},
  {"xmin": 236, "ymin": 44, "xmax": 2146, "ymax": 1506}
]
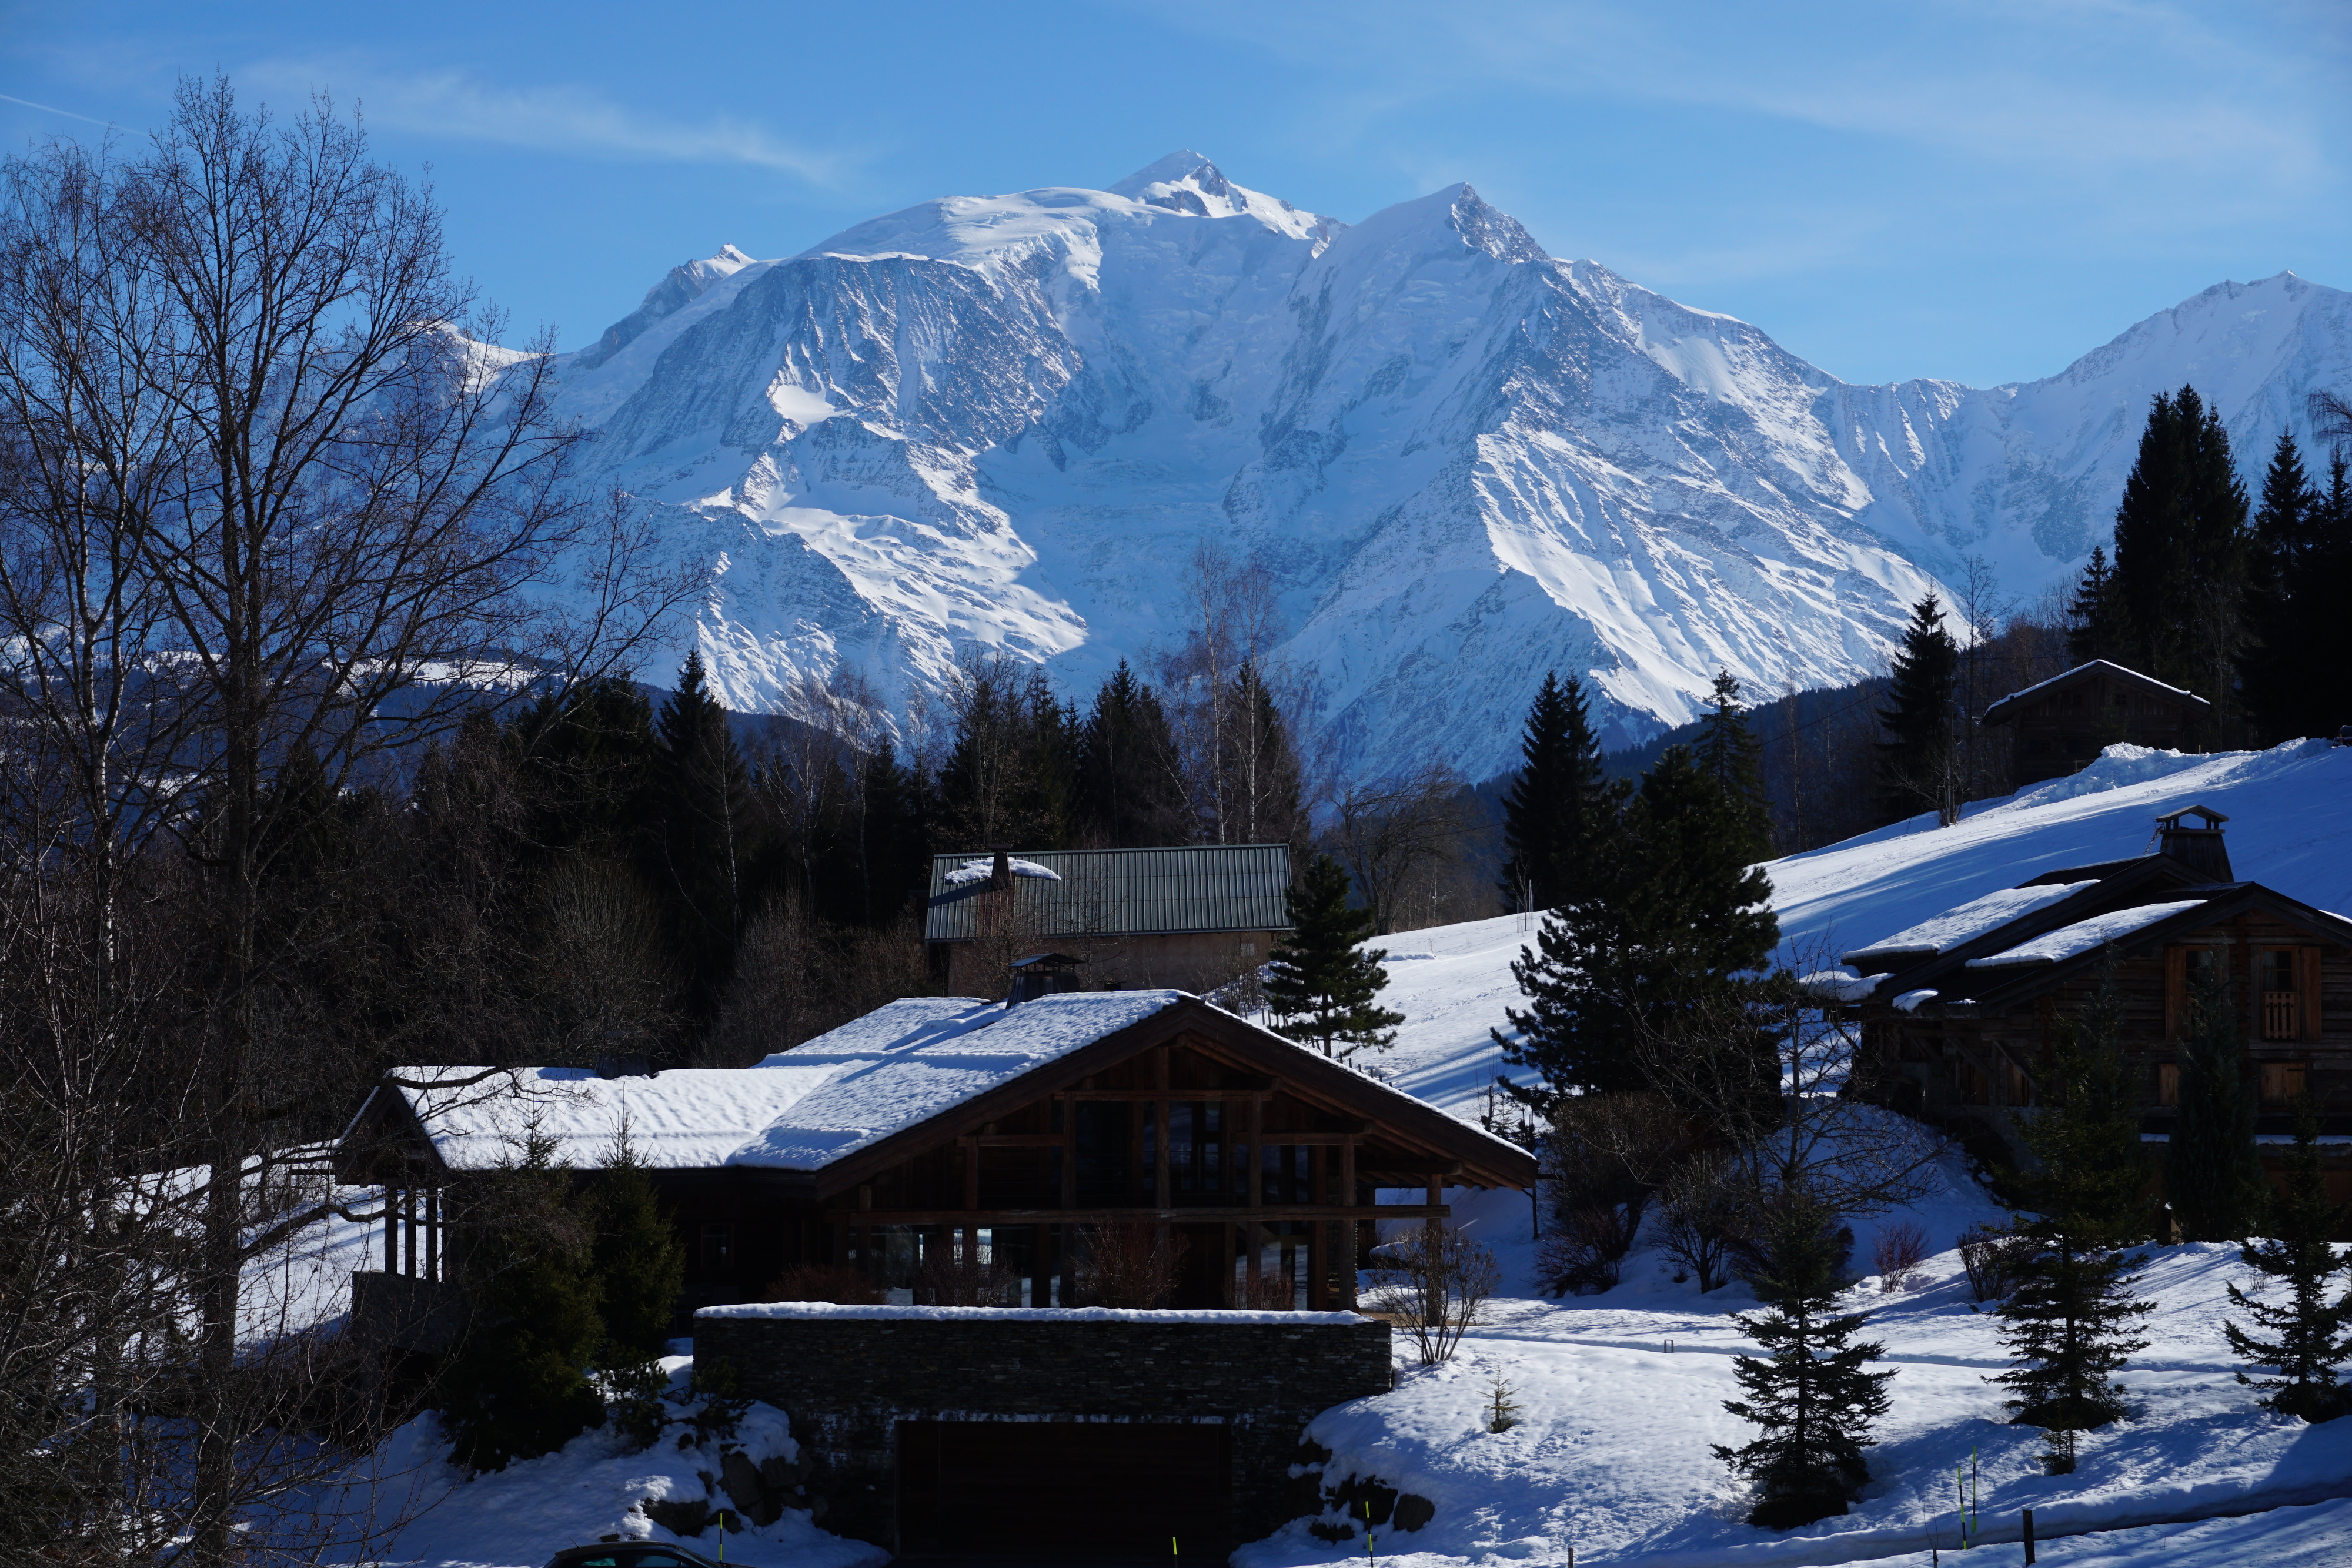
[
  {"xmin": 529, "ymin": 152, "xmax": 2352, "ymax": 781},
  {"xmin": 1241, "ymin": 1238, "xmax": 2352, "ymax": 1568},
  {"xmin": 1375, "ymin": 738, "xmax": 2352, "ymax": 1121}
]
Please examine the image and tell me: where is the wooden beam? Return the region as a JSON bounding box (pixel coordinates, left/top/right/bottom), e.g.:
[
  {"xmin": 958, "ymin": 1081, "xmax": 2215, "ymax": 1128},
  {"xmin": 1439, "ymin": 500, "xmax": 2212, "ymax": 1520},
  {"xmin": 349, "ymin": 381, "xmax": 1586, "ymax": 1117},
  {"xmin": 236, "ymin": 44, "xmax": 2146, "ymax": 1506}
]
[
  {"xmin": 818, "ymin": 1203, "xmax": 1451, "ymax": 1225},
  {"xmin": 1062, "ymin": 1085, "xmax": 1273, "ymax": 1101}
]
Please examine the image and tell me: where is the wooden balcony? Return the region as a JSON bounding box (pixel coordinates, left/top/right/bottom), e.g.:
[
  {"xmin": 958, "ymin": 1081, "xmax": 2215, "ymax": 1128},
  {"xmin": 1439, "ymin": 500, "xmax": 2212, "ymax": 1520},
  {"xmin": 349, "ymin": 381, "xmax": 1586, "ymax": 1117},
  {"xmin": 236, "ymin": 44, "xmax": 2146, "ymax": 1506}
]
[{"xmin": 2263, "ymin": 990, "xmax": 2301, "ymax": 1042}]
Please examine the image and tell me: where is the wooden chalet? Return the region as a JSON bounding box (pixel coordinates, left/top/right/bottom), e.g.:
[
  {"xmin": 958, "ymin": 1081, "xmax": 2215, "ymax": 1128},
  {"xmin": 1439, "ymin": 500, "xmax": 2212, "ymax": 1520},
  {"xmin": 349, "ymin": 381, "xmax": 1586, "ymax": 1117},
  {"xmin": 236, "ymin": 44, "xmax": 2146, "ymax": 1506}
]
[
  {"xmin": 1833, "ymin": 805, "xmax": 2352, "ymax": 1203},
  {"xmin": 923, "ymin": 844, "xmax": 1292, "ymax": 996},
  {"xmin": 337, "ymin": 987, "xmax": 1532, "ymax": 1320},
  {"xmin": 1981, "ymin": 660, "xmax": 2211, "ymax": 787}
]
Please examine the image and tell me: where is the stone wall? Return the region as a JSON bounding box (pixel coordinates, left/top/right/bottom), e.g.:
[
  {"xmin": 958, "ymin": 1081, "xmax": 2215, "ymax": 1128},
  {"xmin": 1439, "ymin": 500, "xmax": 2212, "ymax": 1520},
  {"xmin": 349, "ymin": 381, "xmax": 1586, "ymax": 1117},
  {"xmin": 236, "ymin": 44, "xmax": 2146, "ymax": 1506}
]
[{"xmin": 693, "ymin": 1306, "xmax": 1392, "ymax": 1553}]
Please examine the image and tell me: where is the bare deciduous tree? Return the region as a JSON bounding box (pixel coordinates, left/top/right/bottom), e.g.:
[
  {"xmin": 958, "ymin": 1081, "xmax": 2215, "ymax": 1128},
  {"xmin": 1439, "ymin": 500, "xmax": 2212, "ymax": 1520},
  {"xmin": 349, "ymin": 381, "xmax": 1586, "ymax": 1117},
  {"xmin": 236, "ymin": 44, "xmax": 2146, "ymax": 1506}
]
[
  {"xmin": 1633, "ymin": 967, "xmax": 1951, "ymax": 1224},
  {"xmin": 1369, "ymin": 1224, "xmax": 1501, "ymax": 1365},
  {"xmin": 0, "ymin": 77, "xmax": 685, "ymax": 1562},
  {"xmin": 1324, "ymin": 757, "xmax": 1476, "ymax": 935}
]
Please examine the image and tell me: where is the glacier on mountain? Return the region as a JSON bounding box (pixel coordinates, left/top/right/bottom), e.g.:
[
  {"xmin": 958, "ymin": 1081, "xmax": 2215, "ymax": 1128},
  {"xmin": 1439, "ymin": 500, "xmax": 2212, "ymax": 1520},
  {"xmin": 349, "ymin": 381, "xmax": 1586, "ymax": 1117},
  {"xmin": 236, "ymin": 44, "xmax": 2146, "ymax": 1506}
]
[{"xmin": 536, "ymin": 152, "xmax": 2352, "ymax": 781}]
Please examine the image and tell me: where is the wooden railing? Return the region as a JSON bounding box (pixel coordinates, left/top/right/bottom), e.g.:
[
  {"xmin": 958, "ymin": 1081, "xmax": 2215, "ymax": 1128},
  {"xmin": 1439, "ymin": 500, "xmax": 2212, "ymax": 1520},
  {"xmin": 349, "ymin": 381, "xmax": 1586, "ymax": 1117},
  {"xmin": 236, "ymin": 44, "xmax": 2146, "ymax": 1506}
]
[{"xmin": 2263, "ymin": 991, "xmax": 2301, "ymax": 1042}]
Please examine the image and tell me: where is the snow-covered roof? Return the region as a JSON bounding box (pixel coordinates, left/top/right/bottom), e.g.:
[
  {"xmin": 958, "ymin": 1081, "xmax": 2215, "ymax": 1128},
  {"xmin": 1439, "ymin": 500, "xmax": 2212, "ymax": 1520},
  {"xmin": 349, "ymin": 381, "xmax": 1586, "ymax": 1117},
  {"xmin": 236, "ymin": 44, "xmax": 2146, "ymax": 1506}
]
[
  {"xmin": 1963, "ymin": 901, "xmax": 2207, "ymax": 969},
  {"xmin": 697, "ymin": 1300, "xmax": 1368, "ymax": 1326},
  {"xmin": 1799, "ymin": 968, "xmax": 1883, "ymax": 1001},
  {"xmin": 1840, "ymin": 880, "xmax": 2099, "ymax": 967},
  {"xmin": 389, "ymin": 991, "xmax": 1188, "ymax": 1175},
  {"xmin": 941, "ymin": 856, "xmax": 1062, "ymax": 886}
]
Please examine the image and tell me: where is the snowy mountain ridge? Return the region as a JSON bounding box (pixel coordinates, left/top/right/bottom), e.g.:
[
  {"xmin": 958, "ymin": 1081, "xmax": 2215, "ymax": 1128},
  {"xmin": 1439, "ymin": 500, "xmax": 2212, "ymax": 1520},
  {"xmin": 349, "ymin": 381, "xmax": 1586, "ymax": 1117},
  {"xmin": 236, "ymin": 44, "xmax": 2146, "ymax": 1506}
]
[{"xmin": 538, "ymin": 153, "xmax": 2352, "ymax": 780}]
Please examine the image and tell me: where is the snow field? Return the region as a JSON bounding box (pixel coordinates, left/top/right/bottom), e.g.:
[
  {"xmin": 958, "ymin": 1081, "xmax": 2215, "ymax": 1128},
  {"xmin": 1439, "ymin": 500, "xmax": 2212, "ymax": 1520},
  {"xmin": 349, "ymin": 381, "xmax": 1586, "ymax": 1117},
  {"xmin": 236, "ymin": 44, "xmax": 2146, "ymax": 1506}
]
[{"xmin": 1251, "ymin": 1221, "xmax": 2352, "ymax": 1568}]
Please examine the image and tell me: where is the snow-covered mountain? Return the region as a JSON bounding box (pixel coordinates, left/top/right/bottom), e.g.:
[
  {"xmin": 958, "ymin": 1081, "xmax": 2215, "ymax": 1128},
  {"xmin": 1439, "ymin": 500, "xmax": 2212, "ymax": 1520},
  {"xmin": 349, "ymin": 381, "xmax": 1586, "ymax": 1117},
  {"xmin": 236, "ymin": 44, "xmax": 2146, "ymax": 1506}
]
[{"xmin": 543, "ymin": 152, "xmax": 2352, "ymax": 781}]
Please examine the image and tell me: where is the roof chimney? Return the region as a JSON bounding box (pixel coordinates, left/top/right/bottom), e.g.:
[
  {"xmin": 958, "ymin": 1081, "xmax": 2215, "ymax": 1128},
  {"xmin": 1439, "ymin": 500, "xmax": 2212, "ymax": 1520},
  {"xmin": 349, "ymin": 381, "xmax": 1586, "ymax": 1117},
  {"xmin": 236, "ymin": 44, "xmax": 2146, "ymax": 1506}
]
[
  {"xmin": 989, "ymin": 847, "xmax": 1013, "ymax": 894},
  {"xmin": 2154, "ymin": 804, "xmax": 2233, "ymax": 882}
]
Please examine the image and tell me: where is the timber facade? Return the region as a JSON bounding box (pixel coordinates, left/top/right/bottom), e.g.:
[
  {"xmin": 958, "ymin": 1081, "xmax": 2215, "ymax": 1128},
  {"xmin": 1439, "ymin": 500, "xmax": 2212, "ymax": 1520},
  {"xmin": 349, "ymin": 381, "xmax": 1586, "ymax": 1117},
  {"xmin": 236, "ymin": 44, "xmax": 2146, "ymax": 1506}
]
[
  {"xmin": 1841, "ymin": 807, "xmax": 2352, "ymax": 1212},
  {"xmin": 336, "ymin": 991, "xmax": 1534, "ymax": 1322},
  {"xmin": 1980, "ymin": 660, "xmax": 2210, "ymax": 787}
]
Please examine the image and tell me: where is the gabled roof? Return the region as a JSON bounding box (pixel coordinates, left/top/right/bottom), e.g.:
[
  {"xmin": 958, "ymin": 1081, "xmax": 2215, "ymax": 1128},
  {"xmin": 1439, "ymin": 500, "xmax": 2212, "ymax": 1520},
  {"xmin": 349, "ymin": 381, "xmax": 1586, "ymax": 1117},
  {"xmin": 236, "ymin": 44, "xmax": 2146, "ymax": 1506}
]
[
  {"xmin": 1854, "ymin": 880, "xmax": 2352, "ymax": 1017},
  {"xmin": 345, "ymin": 991, "xmax": 1535, "ymax": 1195},
  {"xmin": 924, "ymin": 843, "xmax": 1291, "ymax": 943},
  {"xmin": 1982, "ymin": 660, "xmax": 2210, "ymax": 726}
]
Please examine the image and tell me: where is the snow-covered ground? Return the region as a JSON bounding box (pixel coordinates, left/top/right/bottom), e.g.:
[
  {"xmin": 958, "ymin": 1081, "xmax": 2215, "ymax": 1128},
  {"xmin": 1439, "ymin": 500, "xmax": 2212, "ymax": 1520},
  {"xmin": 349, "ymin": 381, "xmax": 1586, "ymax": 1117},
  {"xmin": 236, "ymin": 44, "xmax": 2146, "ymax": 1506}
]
[
  {"xmin": 319, "ymin": 1361, "xmax": 883, "ymax": 1568},
  {"xmin": 298, "ymin": 739, "xmax": 2352, "ymax": 1564}
]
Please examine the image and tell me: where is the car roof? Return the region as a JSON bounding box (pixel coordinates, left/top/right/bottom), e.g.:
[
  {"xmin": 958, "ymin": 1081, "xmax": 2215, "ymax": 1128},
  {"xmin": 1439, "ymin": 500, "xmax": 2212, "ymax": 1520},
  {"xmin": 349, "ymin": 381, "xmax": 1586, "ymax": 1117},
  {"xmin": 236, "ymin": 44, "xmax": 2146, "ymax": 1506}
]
[{"xmin": 543, "ymin": 1546, "xmax": 720, "ymax": 1568}]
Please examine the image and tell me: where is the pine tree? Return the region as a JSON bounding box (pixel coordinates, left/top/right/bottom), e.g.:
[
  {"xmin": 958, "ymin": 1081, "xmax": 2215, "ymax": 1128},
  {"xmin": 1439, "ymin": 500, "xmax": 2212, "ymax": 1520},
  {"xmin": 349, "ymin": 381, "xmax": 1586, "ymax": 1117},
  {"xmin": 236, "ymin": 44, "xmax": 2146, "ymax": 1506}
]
[
  {"xmin": 593, "ymin": 1147, "xmax": 686, "ymax": 1366},
  {"xmin": 1695, "ymin": 670, "xmax": 1772, "ymax": 862},
  {"xmin": 1496, "ymin": 745, "xmax": 1775, "ymax": 1108},
  {"xmin": 1991, "ymin": 978, "xmax": 2155, "ymax": 1473},
  {"xmin": 1713, "ymin": 1200, "xmax": 1896, "ymax": 1529},
  {"xmin": 2224, "ymin": 1096, "xmax": 2352, "ymax": 1422},
  {"xmin": 1499, "ymin": 672, "xmax": 1612, "ymax": 912},
  {"xmin": 2167, "ymin": 965, "xmax": 2267, "ymax": 1242},
  {"xmin": 1876, "ymin": 594, "xmax": 1960, "ymax": 825},
  {"xmin": 2110, "ymin": 385, "xmax": 2250, "ymax": 710},
  {"xmin": 2065, "ymin": 546, "xmax": 2126, "ymax": 666},
  {"xmin": 654, "ymin": 650, "xmax": 760, "ymax": 1016},
  {"xmin": 1075, "ymin": 661, "xmax": 1188, "ymax": 847},
  {"xmin": 1265, "ymin": 853, "xmax": 1404, "ymax": 1059},
  {"xmin": 2230, "ymin": 430, "xmax": 2324, "ymax": 747},
  {"xmin": 439, "ymin": 1139, "xmax": 609, "ymax": 1472}
]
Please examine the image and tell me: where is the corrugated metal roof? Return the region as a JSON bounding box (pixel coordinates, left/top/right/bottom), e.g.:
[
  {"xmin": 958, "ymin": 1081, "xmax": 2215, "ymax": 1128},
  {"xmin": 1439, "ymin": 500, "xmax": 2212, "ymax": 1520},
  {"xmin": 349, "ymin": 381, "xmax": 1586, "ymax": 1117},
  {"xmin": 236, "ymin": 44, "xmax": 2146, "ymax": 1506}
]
[{"xmin": 924, "ymin": 844, "xmax": 1291, "ymax": 943}]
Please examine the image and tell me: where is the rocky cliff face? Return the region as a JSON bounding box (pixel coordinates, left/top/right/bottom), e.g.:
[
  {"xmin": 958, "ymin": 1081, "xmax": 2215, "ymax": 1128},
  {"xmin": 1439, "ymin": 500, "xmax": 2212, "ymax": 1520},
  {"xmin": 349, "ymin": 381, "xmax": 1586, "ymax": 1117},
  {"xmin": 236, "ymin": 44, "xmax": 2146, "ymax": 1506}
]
[{"xmin": 538, "ymin": 152, "xmax": 2352, "ymax": 780}]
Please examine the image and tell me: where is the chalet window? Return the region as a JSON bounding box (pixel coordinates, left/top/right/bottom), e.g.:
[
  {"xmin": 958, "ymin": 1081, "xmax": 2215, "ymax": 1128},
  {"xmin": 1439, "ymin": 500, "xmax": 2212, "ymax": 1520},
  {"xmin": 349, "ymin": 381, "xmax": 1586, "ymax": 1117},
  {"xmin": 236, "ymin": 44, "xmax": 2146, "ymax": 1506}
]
[
  {"xmin": 1956, "ymin": 1061, "xmax": 1990, "ymax": 1106},
  {"xmin": 699, "ymin": 1223, "xmax": 734, "ymax": 1278},
  {"xmin": 2261, "ymin": 1062, "xmax": 2309, "ymax": 1107},
  {"xmin": 2165, "ymin": 946, "xmax": 2223, "ymax": 1039},
  {"xmin": 2256, "ymin": 947, "xmax": 2323, "ymax": 1042},
  {"xmin": 2000, "ymin": 1059, "xmax": 2031, "ymax": 1108},
  {"xmin": 2157, "ymin": 1063, "xmax": 2179, "ymax": 1106}
]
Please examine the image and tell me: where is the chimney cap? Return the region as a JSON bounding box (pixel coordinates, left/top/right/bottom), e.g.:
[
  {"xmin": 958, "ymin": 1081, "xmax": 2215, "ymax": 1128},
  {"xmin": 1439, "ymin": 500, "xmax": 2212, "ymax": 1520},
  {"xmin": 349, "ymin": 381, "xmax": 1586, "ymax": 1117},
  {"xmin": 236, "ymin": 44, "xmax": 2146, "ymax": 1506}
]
[{"xmin": 2155, "ymin": 804, "xmax": 2229, "ymax": 831}]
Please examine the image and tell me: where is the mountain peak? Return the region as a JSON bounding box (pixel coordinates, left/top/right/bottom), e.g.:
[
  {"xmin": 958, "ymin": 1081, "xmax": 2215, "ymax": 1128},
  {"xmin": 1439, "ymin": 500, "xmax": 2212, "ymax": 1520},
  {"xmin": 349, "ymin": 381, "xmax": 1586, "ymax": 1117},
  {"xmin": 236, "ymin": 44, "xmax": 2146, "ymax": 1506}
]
[
  {"xmin": 1106, "ymin": 151, "xmax": 1341, "ymax": 246},
  {"xmin": 1108, "ymin": 150, "xmax": 1221, "ymax": 198}
]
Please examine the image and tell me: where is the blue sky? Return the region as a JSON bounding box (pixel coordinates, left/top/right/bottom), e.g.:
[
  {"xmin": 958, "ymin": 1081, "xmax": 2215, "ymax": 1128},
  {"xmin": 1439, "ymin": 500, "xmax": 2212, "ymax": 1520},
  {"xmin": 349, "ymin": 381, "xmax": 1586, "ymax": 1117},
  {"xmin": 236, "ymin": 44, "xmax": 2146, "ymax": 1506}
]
[{"xmin": 5, "ymin": 0, "xmax": 2345, "ymax": 387}]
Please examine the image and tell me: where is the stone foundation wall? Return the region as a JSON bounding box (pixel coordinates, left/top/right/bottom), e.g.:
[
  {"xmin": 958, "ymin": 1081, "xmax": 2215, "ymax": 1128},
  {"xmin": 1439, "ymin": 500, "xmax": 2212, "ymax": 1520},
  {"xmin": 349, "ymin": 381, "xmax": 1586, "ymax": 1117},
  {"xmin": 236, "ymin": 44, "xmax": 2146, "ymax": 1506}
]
[{"xmin": 693, "ymin": 1308, "xmax": 1392, "ymax": 1552}]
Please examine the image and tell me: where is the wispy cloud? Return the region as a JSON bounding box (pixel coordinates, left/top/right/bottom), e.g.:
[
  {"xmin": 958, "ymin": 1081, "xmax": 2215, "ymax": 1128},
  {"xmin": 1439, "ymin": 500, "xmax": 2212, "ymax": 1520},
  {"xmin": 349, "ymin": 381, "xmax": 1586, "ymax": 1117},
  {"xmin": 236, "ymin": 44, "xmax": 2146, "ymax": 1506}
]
[
  {"xmin": 238, "ymin": 59, "xmax": 857, "ymax": 185},
  {"xmin": 1129, "ymin": 0, "xmax": 2340, "ymax": 186}
]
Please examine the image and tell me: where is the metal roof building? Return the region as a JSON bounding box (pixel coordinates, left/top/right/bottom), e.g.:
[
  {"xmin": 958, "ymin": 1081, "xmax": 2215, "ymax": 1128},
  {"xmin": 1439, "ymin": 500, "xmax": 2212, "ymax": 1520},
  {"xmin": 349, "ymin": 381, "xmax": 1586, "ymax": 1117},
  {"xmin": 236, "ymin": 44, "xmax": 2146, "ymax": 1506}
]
[{"xmin": 923, "ymin": 844, "xmax": 1292, "ymax": 945}]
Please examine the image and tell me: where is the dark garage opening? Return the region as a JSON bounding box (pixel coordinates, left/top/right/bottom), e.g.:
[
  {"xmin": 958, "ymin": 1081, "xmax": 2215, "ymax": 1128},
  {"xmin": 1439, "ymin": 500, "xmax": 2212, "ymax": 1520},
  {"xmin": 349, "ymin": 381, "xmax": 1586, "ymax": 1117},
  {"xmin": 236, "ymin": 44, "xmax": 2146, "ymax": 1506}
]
[{"xmin": 897, "ymin": 1419, "xmax": 1231, "ymax": 1562}]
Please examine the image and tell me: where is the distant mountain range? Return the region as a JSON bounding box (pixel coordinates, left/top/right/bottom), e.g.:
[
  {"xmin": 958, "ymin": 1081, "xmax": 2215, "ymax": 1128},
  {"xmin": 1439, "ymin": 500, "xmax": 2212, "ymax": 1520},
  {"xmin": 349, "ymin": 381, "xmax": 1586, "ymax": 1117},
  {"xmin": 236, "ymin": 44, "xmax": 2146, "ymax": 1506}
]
[{"xmin": 532, "ymin": 151, "xmax": 2352, "ymax": 781}]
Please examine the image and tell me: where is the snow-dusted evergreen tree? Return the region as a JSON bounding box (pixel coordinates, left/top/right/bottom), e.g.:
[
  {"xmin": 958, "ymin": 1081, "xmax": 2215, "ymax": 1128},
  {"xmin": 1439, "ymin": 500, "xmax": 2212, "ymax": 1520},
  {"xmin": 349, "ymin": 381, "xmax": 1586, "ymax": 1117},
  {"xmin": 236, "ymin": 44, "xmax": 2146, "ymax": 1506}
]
[
  {"xmin": 1875, "ymin": 594, "xmax": 1959, "ymax": 825},
  {"xmin": 1713, "ymin": 1200, "xmax": 1896, "ymax": 1529},
  {"xmin": 1992, "ymin": 980, "xmax": 2154, "ymax": 1473},
  {"xmin": 1498, "ymin": 671, "xmax": 1612, "ymax": 913},
  {"xmin": 2224, "ymin": 1096, "xmax": 2352, "ymax": 1422},
  {"xmin": 2167, "ymin": 965, "xmax": 2267, "ymax": 1242},
  {"xmin": 1265, "ymin": 853, "xmax": 1402, "ymax": 1059}
]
